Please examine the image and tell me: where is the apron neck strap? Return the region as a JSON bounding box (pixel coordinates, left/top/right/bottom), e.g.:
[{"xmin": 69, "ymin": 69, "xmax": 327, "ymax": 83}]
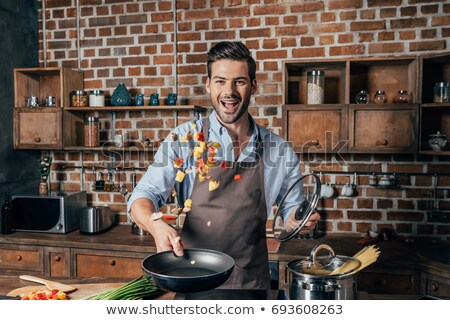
[{"xmin": 201, "ymin": 117, "xmax": 264, "ymax": 158}]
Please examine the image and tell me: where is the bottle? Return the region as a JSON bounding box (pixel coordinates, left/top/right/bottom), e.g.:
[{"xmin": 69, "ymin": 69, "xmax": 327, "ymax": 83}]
[
  {"xmin": 306, "ymin": 70, "xmax": 325, "ymax": 104},
  {"xmin": 95, "ymin": 172, "xmax": 105, "ymax": 191},
  {"xmin": 394, "ymin": 90, "xmax": 410, "ymax": 103},
  {"xmin": 373, "ymin": 90, "xmax": 387, "ymax": 104},
  {"xmin": 1, "ymin": 192, "xmax": 14, "ymax": 235},
  {"xmin": 355, "ymin": 90, "xmax": 370, "ymax": 104},
  {"xmin": 104, "ymin": 171, "xmax": 114, "ymax": 191}
]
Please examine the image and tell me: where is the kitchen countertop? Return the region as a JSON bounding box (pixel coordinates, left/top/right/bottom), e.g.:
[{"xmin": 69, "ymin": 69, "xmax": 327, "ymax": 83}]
[{"xmin": 0, "ymin": 225, "xmax": 448, "ymax": 298}]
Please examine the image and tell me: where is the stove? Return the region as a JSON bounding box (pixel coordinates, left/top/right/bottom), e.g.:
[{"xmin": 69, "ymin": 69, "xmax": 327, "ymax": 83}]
[{"xmin": 174, "ymin": 289, "xmax": 288, "ymax": 300}]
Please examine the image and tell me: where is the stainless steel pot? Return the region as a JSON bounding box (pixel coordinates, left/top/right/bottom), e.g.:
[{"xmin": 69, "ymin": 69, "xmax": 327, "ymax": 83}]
[{"xmin": 288, "ymin": 244, "xmax": 360, "ymax": 300}]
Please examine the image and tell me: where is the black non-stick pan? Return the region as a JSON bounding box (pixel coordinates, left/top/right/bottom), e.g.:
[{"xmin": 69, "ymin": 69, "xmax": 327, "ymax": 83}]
[{"xmin": 142, "ymin": 248, "xmax": 235, "ymax": 293}]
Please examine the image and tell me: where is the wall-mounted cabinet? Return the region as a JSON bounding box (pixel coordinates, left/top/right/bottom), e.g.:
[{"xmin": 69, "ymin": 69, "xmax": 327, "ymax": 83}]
[
  {"xmin": 282, "ymin": 56, "xmax": 431, "ymax": 154},
  {"xmin": 13, "ymin": 67, "xmax": 83, "ymax": 150},
  {"xmin": 419, "ymin": 53, "xmax": 450, "ymax": 155},
  {"xmin": 12, "ymin": 67, "xmax": 206, "ymax": 151}
]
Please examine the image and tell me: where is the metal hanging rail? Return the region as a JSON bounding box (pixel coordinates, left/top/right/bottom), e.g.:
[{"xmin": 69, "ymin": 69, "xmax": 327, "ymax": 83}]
[
  {"xmin": 61, "ymin": 165, "xmax": 148, "ymax": 171},
  {"xmin": 311, "ymin": 170, "xmax": 450, "ymax": 177}
]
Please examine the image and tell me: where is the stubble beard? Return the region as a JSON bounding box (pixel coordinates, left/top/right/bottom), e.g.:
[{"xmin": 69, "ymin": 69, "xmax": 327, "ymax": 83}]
[{"xmin": 211, "ymin": 94, "xmax": 251, "ymax": 125}]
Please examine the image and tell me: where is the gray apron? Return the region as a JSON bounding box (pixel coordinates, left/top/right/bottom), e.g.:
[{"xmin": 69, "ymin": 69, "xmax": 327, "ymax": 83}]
[{"xmin": 181, "ymin": 118, "xmax": 270, "ymax": 289}]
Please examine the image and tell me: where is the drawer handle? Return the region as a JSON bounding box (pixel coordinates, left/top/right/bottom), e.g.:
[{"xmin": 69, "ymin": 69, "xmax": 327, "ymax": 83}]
[
  {"xmin": 430, "ymin": 283, "xmax": 439, "ymax": 292},
  {"xmin": 17, "ymin": 255, "xmax": 22, "ymax": 261},
  {"xmin": 310, "ymin": 140, "xmax": 320, "ymax": 146},
  {"xmin": 54, "ymin": 256, "xmax": 61, "ymax": 262},
  {"xmin": 34, "ymin": 137, "xmax": 41, "ymax": 143},
  {"xmin": 110, "ymin": 260, "xmax": 116, "ymax": 266},
  {"xmin": 376, "ymin": 139, "xmax": 388, "ymax": 146}
]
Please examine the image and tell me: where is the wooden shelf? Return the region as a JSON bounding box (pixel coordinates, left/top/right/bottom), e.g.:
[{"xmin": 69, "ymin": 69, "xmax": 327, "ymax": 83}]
[
  {"xmin": 64, "ymin": 145, "xmax": 158, "ymax": 152},
  {"xmin": 64, "ymin": 105, "xmax": 206, "ymax": 112},
  {"xmin": 418, "ymin": 150, "xmax": 450, "ymax": 155},
  {"xmin": 421, "ymin": 103, "xmax": 450, "ymax": 108}
]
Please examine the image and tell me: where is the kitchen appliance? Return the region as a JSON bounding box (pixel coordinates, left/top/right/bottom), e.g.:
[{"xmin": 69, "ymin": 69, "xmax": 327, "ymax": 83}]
[
  {"xmin": 287, "ymin": 244, "xmax": 360, "ymax": 300},
  {"xmin": 142, "ymin": 248, "xmax": 235, "ymax": 293},
  {"xmin": 11, "ymin": 191, "xmax": 86, "ymax": 233},
  {"xmin": 80, "ymin": 206, "xmax": 113, "ymax": 234}
]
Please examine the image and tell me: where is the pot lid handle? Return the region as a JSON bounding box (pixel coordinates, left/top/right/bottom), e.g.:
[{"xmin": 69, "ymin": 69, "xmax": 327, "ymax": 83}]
[
  {"xmin": 271, "ymin": 173, "xmax": 321, "ymax": 242},
  {"xmin": 310, "ymin": 244, "xmax": 335, "ymax": 269}
]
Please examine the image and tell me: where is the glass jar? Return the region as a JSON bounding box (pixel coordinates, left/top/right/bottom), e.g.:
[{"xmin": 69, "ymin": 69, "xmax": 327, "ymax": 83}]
[
  {"xmin": 394, "ymin": 90, "xmax": 410, "ymax": 103},
  {"xmin": 433, "ymin": 82, "xmax": 450, "ymax": 103},
  {"xmin": 89, "ymin": 90, "xmax": 105, "ymax": 107},
  {"xmin": 71, "ymin": 90, "xmax": 88, "ymax": 107},
  {"xmin": 306, "ymin": 70, "xmax": 325, "ymax": 104},
  {"xmin": 355, "ymin": 90, "xmax": 369, "ymax": 104},
  {"xmin": 373, "ymin": 90, "xmax": 387, "ymax": 104},
  {"xmin": 83, "ymin": 116, "xmax": 99, "ymax": 147}
]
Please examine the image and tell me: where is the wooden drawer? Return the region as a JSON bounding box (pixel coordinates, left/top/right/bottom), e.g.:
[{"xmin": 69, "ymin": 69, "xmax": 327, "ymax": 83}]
[
  {"xmin": 0, "ymin": 244, "xmax": 44, "ymax": 273},
  {"xmin": 421, "ymin": 272, "xmax": 450, "ymax": 298},
  {"xmin": 44, "ymin": 247, "xmax": 71, "ymax": 277},
  {"xmin": 73, "ymin": 250, "xmax": 148, "ymax": 278},
  {"xmin": 357, "ymin": 269, "xmax": 419, "ymax": 295}
]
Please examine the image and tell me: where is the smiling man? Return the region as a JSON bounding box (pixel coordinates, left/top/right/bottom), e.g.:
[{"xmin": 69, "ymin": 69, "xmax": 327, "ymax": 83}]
[{"xmin": 128, "ymin": 41, "xmax": 320, "ymax": 289}]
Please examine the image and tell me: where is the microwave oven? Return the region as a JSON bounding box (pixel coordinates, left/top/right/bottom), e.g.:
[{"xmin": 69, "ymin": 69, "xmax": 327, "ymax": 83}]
[{"xmin": 10, "ymin": 191, "xmax": 87, "ymax": 233}]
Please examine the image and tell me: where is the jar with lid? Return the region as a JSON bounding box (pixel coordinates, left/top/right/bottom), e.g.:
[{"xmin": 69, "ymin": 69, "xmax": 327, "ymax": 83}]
[
  {"xmin": 373, "ymin": 90, "xmax": 387, "ymax": 104},
  {"xmin": 394, "ymin": 90, "xmax": 410, "ymax": 103},
  {"xmin": 306, "ymin": 70, "xmax": 325, "ymax": 104},
  {"xmin": 89, "ymin": 90, "xmax": 105, "ymax": 107},
  {"xmin": 71, "ymin": 90, "xmax": 88, "ymax": 107},
  {"xmin": 433, "ymin": 82, "xmax": 449, "ymax": 103},
  {"xmin": 84, "ymin": 116, "xmax": 99, "ymax": 147},
  {"xmin": 355, "ymin": 90, "xmax": 369, "ymax": 104}
]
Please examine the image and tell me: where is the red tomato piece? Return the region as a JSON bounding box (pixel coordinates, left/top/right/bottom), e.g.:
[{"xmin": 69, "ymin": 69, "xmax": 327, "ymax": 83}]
[{"xmin": 234, "ymin": 174, "xmax": 242, "ymax": 181}]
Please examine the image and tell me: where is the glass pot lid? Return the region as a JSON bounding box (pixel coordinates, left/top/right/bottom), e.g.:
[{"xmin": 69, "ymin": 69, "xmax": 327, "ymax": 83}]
[
  {"xmin": 271, "ymin": 173, "xmax": 321, "ymax": 242},
  {"xmin": 288, "ymin": 244, "xmax": 361, "ymax": 278}
]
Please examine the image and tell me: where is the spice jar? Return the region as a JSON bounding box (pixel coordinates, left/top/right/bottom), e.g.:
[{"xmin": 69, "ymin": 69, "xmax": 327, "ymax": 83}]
[
  {"xmin": 433, "ymin": 82, "xmax": 449, "ymax": 103},
  {"xmin": 89, "ymin": 90, "xmax": 105, "ymax": 107},
  {"xmin": 373, "ymin": 90, "xmax": 387, "ymax": 104},
  {"xmin": 71, "ymin": 90, "xmax": 88, "ymax": 107},
  {"xmin": 355, "ymin": 90, "xmax": 369, "ymax": 104},
  {"xmin": 83, "ymin": 116, "xmax": 99, "ymax": 147},
  {"xmin": 394, "ymin": 90, "xmax": 410, "ymax": 103},
  {"xmin": 306, "ymin": 70, "xmax": 324, "ymax": 104}
]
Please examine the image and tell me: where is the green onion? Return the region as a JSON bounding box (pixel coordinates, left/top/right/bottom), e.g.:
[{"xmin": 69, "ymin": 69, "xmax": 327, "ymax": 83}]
[{"xmin": 85, "ymin": 276, "xmax": 158, "ymax": 300}]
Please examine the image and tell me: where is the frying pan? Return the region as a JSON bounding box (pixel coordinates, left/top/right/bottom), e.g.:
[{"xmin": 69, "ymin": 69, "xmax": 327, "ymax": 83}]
[{"xmin": 142, "ymin": 248, "xmax": 235, "ymax": 293}]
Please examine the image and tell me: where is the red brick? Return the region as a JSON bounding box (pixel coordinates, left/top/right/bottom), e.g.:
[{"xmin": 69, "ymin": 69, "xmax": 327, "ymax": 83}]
[
  {"xmin": 396, "ymin": 223, "xmax": 412, "ymax": 233},
  {"xmin": 291, "ymin": 2, "xmax": 324, "ymax": 12},
  {"xmin": 378, "ymin": 32, "xmax": 395, "ymax": 41},
  {"xmin": 348, "ymin": 210, "xmax": 382, "ymax": 220},
  {"xmin": 184, "ymin": 9, "xmax": 215, "ymax": 20},
  {"xmin": 313, "ymin": 23, "xmax": 346, "ymax": 34},
  {"xmin": 240, "ymin": 28, "xmax": 271, "ymax": 38},
  {"xmin": 338, "ymin": 34, "xmax": 353, "ymax": 43},
  {"xmin": 399, "ymin": 30, "xmax": 416, "ymax": 40},
  {"xmin": 401, "ymin": 6, "xmax": 418, "ymax": 16},
  {"xmin": 340, "ymin": 11, "xmax": 357, "ymax": 20},
  {"xmin": 329, "ymin": 0, "xmax": 363, "ymax": 9},
  {"xmin": 360, "ymin": 9, "xmax": 376, "ymax": 19},
  {"xmin": 356, "ymin": 223, "xmax": 372, "ymax": 233},
  {"xmin": 321, "ymin": 12, "xmax": 336, "ymax": 22},
  {"xmin": 392, "ymin": 18, "xmax": 427, "ymax": 29},
  {"xmin": 369, "ymin": 43, "xmax": 404, "ymax": 54},
  {"xmin": 411, "ymin": 40, "xmax": 446, "ymax": 51},
  {"xmin": 330, "ymin": 45, "xmax": 365, "ymax": 56},
  {"xmin": 359, "ymin": 33, "xmax": 374, "ymax": 42},
  {"xmin": 212, "ymin": 19, "xmax": 226, "ymax": 29},
  {"xmin": 265, "ymin": 16, "xmax": 279, "ymax": 26},
  {"xmin": 337, "ymin": 199, "xmax": 355, "ymax": 208},
  {"xmin": 338, "ymin": 222, "xmax": 353, "ymax": 231},
  {"xmin": 417, "ymin": 224, "xmax": 434, "ymax": 234},
  {"xmin": 254, "ymin": 4, "xmax": 286, "ymax": 15},
  {"xmin": 284, "ymin": 16, "xmax": 298, "ymax": 25},
  {"xmin": 357, "ymin": 198, "xmax": 374, "ymax": 208},
  {"xmin": 256, "ymin": 50, "xmax": 287, "ymax": 60},
  {"xmin": 350, "ymin": 21, "xmax": 385, "ymax": 31},
  {"xmin": 421, "ymin": 4, "xmax": 438, "ymax": 14},
  {"xmin": 422, "ymin": 29, "xmax": 437, "ymax": 39},
  {"xmin": 292, "ymin": 47, "xmax": 325, "ymax": 58},
  {"xmin": 432, "ymin": 15, "xmax": 450, "ymax": 26},
  {"xmin": 90, "ymin": 16, "xmax": 116, "ymax": 27},
  {"xmin": 320, "ymin": 35, "xmax": 334, "ymax": 45},
  {"xmin": 437, "ymin": 225, "xmax": 450, "ymax": 235},
  {"xmin": 377, "ymin": 199, "xmax": 393, "ymax": 209},
  {"xmin": 398, "ymin": 200, "xmax": 415, "ymax": 210},
  {"xmin": 367, "ymin": 0, "xmax": 401, "ymax": 7},
  {"xmin": 229, "ymin": 18, "xmax": 244, "ymax": 29},
  {"xmin": 387, "ymin": 211, "xmax": 423, "ymax": 221}
]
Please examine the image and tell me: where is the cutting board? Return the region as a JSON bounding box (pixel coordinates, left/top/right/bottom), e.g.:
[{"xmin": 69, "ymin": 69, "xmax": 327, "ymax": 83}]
[{"xmin": 8, "ymin": 283, "xmax": 124, "ymax": 300}]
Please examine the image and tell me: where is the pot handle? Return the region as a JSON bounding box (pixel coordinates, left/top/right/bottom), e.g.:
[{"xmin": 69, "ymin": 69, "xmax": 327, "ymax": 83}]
[
  {"xmin": 301, "ymin": 281, "xmax": 341, "ymax": 292},
  {"xmin": 310, "ymin": 244, "xmax": 335, "ymax": 269}
]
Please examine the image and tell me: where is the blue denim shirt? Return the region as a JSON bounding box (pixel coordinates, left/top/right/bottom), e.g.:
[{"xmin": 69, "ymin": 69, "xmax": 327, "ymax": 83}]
[{"xmin": 127, "ymin": 111, "xmax": 303, "ymax": 220}]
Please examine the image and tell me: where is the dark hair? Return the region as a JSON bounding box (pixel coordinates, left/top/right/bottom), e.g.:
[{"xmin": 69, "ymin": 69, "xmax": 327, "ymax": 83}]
[{"xmin": 207, "ymin": 41, "xmax": 256, "ymax": 82}]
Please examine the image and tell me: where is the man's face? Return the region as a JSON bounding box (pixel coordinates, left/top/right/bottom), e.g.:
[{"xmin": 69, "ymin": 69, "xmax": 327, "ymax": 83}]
[{"xmin": 206, "ymin": 59, "xmax": 257, "ymax": 125}]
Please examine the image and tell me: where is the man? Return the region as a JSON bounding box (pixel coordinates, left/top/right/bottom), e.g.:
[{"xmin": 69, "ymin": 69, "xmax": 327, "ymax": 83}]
[{"xmin": 128, "ymin": 41, "xmax": 320, "ymax": 289}]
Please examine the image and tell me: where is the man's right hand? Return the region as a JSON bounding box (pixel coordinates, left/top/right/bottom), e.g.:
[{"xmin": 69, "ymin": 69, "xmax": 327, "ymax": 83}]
[
  {"xmin": 130, "ymin": 198, "xmax": 184, "ymax": 256},
  {"xmin": 148, "ymin": 219, "xmax": 184, "ymax": 256}
]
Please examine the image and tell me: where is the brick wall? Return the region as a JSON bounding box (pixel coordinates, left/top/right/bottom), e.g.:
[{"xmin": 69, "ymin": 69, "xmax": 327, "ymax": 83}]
[{"xmin": 37, "ymin": 0, "xmax": 450, "ymax": 239}]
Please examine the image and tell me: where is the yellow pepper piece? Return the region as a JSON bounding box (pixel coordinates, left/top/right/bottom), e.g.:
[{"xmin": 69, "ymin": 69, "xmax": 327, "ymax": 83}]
[
  {"xmin": 175, "ymin": 170, "xmax": 186, "ymax": 183},
  {"xmin": 209, "ymin": 180, "xmax": 220, "ymax": 191},
  {"xmin": 180, "ymin": 137, "xmax": 187, "ymax": 142},
  {"xmin": 184, "ymin": 198, "xmax": 192, "ymax": 208},
  {"xmin": 198, "ymin": 174, "xmax": 206, "ymax": 182},
  {"xmin": 191, "ymin": 123, "xmax": 197, "ymax": 130}
]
